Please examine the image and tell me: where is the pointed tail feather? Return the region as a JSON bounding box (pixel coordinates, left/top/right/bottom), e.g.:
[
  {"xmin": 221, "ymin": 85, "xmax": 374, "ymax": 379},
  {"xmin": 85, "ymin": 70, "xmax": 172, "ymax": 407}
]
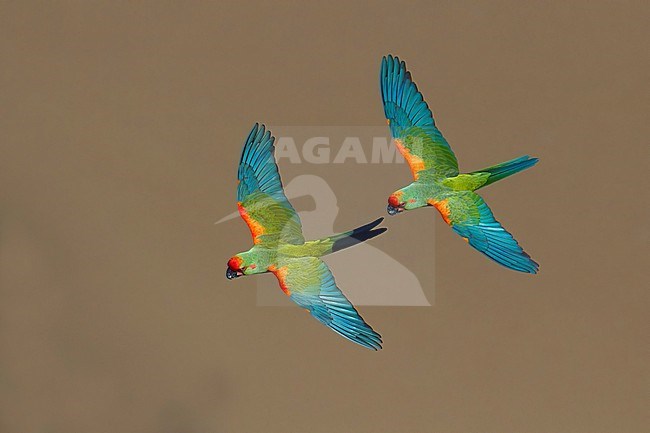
[
  {"xmin": 471, "ymin": 155, "xmax": 539, "ymax": 189},
  {"xmin": 323, "ymin": 217, "xmax": 387, "ymax": 254}
]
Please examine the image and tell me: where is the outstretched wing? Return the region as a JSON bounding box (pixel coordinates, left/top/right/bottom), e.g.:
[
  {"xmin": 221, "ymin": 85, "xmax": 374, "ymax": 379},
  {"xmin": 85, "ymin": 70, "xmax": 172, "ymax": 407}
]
[
  {"xmin": 270, "ymin": 257, "xmax": 383, "ymax": 350},
  {"xmin": 380, "ymin": 54, "xmax": 459, "ymax": 180},
  {"xmin": 236, "ymin": 124, "xmax": 304, "ymax": 246},
  {"xmin": 430, "ymin": 191, "xmax": 539, "ymax": 273}
]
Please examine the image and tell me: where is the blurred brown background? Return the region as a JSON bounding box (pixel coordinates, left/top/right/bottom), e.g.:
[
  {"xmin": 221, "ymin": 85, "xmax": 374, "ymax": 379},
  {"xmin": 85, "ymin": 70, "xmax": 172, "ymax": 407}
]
[{"xmin": 1, "ymin": 1, "xmax": 647, "ymax": 432}]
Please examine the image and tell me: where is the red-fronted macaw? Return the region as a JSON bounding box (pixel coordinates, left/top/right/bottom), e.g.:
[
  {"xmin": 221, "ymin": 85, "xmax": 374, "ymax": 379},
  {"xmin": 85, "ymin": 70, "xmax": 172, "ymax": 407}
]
[
  {"xmin": 381, "ymin": 55, "xmax": 539, "ymax": 273},
  {"xmin": 226, "ymin": 124, "xmax": 385, "ymax": 350}
]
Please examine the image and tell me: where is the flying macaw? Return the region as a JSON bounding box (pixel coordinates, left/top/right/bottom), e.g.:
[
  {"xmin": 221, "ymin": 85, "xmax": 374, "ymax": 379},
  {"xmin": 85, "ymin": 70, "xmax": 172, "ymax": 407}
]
[
  {"xmin": 380, "ymin": 55, "xmax": 539, "ymax": 273},
  {"xmin": 226, "ymin": 124, "xmax": 385, "ymax": 350}
]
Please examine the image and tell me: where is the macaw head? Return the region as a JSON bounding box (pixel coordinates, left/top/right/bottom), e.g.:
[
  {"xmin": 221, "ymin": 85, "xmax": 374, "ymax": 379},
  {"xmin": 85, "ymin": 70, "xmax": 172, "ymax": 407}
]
[
  {"xmin": 226, "ymin": 252, "xmax": 262, "ymax": 280},
  {"xmin": 387, "ymin": 190, "xmax": 406, "ymax": 215},
  {"xmin": 387, "ymin": 186, "xmax": 425, "ymax": 216}
]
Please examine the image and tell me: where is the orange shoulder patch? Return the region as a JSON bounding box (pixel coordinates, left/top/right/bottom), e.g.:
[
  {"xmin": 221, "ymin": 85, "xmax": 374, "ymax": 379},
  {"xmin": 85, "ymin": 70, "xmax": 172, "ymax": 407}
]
[
  {"xmin": 237, "ymin": 202, "xmax": 266, "ymax": 243},
  {"xmin": 428, "ymin": 199, "xmax": 452, "ymax": 225},
  {"xmin": 394, "ymin": 138, "xmax": 426, "ymax": 179},
  {"xmin": 268, "ymin": 265, "xmax": 291, "ymax": 295}
]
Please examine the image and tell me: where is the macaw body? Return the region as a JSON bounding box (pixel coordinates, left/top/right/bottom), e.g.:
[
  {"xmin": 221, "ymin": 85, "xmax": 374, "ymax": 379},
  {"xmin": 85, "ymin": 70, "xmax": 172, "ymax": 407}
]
[
  {"xmin": 226, "ymin": 124, "xmax": 385, "ymax": 350},
  {"xmin": 381, "ymin": 55, "xmax": 539, "ymax": 273},
  {"xmin": 229, "ymin": 217, "xmax": 385, "ymax": 280}
]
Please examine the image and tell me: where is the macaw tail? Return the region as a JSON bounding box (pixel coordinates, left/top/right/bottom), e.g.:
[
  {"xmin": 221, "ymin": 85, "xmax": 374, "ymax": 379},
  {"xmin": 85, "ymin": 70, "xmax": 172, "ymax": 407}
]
[
  {"xmin": 320, "ymin": 217, "xmax": 387, "ymax": 255},
  {"xmin": 471, "ymin": 155, "xmax": 539, "ymax": 189}
]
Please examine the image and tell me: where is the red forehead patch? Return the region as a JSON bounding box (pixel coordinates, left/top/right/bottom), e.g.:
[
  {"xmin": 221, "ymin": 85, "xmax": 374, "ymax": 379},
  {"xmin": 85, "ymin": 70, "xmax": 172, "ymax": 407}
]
[
  {"xmin": 228, "ymin": 256, "xmax": 243, "ymax": 270},
  {"xmin": 388, "ymin": 193, "xmax": 402, "ymax": 207}
]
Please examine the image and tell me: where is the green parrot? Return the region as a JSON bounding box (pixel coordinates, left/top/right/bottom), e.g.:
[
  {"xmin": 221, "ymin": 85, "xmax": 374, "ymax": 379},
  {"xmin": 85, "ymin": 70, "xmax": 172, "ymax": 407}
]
[
  {"xmin": 226, "ymin": 124, "xmax": 385, "ymax": 350},
  {"xmin": 381, "ymin": 55, "xmax": 539, "ymax": 273}
]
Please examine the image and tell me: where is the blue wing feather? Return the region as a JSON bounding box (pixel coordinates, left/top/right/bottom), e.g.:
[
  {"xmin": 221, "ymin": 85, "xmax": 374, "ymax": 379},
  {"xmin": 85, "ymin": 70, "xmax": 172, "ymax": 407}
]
[
  {"xmin": 380, "ymin": 55, "xmax": 459, "ymax": 177},
  {"xmin": 237, "ymin": 123, "xmax": 286, "ymax": 202},
  {"xmin": 450, "ymin": 193, "xmax": 539, "ymax": 274},
  {"xmin": 282, "ymin": 258, "xmax": 383, "ymax": 351}
]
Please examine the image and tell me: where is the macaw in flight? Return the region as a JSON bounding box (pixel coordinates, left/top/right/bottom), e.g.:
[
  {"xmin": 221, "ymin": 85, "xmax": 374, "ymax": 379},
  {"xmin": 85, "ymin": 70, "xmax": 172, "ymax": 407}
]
[
  {"xmin": 226, "ymin": 124, "xmax": 385, "ymax": 350},
  {"xmin": 381, "ymin": 55, "xmax": 539, "ymax": 273}
]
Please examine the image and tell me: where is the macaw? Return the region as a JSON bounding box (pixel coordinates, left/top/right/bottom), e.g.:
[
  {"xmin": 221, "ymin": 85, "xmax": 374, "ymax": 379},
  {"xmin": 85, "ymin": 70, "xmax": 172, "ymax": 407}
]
[
  {"xmin": 380, "ymin": 55, "xmax": 539, "ymax": 273},
  {"xmin": 226, "ymin": 124, "xmax": 385, "ymax": 350}
]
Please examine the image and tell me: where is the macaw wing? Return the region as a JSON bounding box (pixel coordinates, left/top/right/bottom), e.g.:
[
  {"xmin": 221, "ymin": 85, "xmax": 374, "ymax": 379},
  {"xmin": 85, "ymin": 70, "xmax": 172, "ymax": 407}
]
[
  {"xmin": 271, "ymin": 257, "xmax": 382, "ymax": 350},
  {"xmin": 236, "ymin": 124, "xmax": 304, "ymax": 246},
  {"xmin": 380, "ymin": 55, "xmax": 459, "ymax": 180},
  {"xmin": 432, "ymin": 191, "xmax": 539, "ymax": 273}
]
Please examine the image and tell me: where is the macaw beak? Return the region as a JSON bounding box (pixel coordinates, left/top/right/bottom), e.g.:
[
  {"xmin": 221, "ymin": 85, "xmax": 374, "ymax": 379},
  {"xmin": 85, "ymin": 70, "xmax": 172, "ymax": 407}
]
[
  {"xmin": 387, "ymin": 204, "xmax": 404, "ymax": 216},
  {"xmin": 226, "ymin": 268, "xmax": 241, "ymax": 280}
]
